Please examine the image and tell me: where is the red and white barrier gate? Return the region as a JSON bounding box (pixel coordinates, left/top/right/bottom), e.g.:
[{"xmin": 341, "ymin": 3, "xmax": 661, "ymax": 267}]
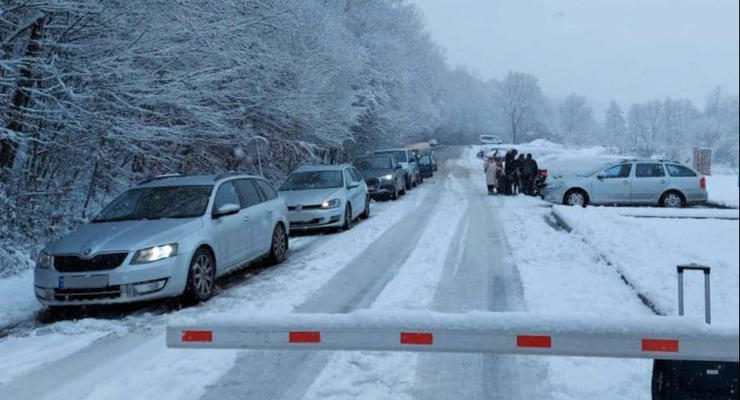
[{"xmin": 166, "ymin": 311, "xmax": 738, "ymax": 362}]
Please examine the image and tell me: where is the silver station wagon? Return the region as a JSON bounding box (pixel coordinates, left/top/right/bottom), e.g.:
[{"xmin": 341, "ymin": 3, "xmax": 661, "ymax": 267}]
[
  {"xmin": 542, "ymin": 159, "xmax": 708, "ymax": 207},
  {"xmin": 34, "ymin": 173, "xmax": 289, "ymax": 306}
]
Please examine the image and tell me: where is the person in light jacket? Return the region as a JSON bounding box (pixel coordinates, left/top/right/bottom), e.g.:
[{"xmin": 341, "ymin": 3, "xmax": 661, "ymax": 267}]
[{"xmin": 484, "ymin": 155, "xmax": 501, "ymax": 194}]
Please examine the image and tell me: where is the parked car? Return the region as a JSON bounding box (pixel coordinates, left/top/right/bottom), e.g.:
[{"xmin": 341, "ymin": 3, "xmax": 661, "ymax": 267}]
[
  {"xmin": 355, "ymin": 155, "xmax": 405, "ymax": 200},
  {"xmin": 34, "ymin": 174, "xmax": 289, "ymax": 306},
  {"xmin": 429, "ymin": 139, "xmax": 439, "ymax": 147},
  {"xmin": 279, "ymin": 164, "xmax": 370, "ymax": 231},
  {"xmin": 374, "ymin": 148, "xmax": 421, "ymax": 189},
  {"xmin": 541, "ymin": 159, "xmax": 708, "ymax": 207},
  {"xmin": 417, "ymin": 153, "xmax": 434, "ymax": 178},
  {"xmin": 480, "ymin": 135, "xmax": 503, "ymax": 145}
]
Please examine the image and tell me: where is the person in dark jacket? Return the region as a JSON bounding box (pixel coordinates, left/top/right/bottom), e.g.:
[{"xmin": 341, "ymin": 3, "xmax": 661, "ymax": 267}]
[
  {"xmin": 512, "ymin": 154, "xmax": 525, "ymax": 194},
  {"xmin": 504, "ymin": 149, "xmax": 518, "ymax": 195},
  {"xmin": 521, "ymin": 153, "xmax": 538, "ymax": 195}
]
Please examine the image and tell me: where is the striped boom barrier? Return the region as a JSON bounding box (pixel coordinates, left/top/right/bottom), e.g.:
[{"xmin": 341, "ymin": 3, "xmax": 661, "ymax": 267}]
[{"xmin": 166, "ymin": 311, "xmax": 739, "ymax": 362}]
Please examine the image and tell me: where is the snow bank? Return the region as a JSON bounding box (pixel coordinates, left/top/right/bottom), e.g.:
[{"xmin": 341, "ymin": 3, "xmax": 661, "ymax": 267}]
[
  {"xmin": 706, "ymin": 174, "xmax": 739, "ymax": 208},
  {"xmin": 613, "ymin": 207, "xmax": 738, "ymax": 220},
  {"xmin": 553, "ymin": 206, "xmax": 739, "ymax": 326},
  {"xmin": 0, "ymin": 270, "xmax": 41, "ymax": 328}
]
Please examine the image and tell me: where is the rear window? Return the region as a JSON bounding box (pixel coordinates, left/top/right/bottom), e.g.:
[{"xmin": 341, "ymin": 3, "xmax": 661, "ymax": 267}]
[
  {"xmin": 635, "ymin": 164, "xmax": 665, "ymax": 178},
  {"xmin": 376, "ymin": 151, "xmax": 407, "ymax": 163},
  {"xmin": 666, "ymin": 164, "xmax": 697, "ymax": 177}
]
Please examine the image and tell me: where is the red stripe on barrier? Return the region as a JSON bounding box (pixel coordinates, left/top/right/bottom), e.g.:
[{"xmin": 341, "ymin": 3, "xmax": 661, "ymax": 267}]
[
  {"xmin": 517, "ymin": 335, "xmax": 552, "ymax": 348},
  {"xmin": 289, "ymin": 331, "xmax": 321, "ymax": 343},
  {"xmin": 400, "ymin": 332, "xmax": 434, "ymax": 345},
  {"xmin": 642, "ymin": 338, "xmax": 679, "ymax": 353},
  {"xmin": 182, "ymin": 330, "xmax": 212, "ymax": 342}
]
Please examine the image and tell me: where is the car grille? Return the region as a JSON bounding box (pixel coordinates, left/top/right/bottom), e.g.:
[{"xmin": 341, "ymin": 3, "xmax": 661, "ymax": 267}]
[
  {"xmin": 366, "ymin": 178, "xmax": 381, "ymax": 189},
  {"xmin": 287, "ymin": 205, "xmax": 322, "ymax": 211},
  {"xmin": 54, "ymin": 253, "xmax": 128, "ymax": 272},
  {"xmin": 53, "ymin": 286, "xmax": 122, "ymax": 301},
  {"xmin": 290, "ymin": 218, "xmax": 323, "ymax": 227}
]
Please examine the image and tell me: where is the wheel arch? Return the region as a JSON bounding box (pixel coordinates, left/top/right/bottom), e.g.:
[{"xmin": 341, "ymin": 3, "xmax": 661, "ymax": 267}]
[{"xmin": 562, "ymin": 187, "xmax": 590, "ymax": 205}]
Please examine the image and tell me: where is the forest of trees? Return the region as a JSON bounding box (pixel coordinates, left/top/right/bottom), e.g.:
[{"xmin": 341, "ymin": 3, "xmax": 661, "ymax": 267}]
[{"xmin": 1, "ymin": 0, "xmax": 738, "ymax": 271}]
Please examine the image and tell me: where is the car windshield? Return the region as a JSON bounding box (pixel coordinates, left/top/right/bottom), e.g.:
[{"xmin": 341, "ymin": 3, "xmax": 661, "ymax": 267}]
[
  {"xmin": 357, "ymin": 157, "xmax": 391, "ymax": 170},
  {"xmin": 93, "ymin": 185, "xmax": 213, "ymax": 222},
  {"xmin": 376, "ymin": 151, "xmax": 407, "ymax": 163},
  {"xmin": 280, "ymin": 171, "xmax": 343, "ymax": 190}
]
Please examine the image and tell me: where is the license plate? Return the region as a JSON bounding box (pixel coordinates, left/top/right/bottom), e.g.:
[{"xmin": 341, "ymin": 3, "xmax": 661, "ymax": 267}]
[{"xmin": 59, "ymin": 274, "xmax": 109, "ymax": 289}]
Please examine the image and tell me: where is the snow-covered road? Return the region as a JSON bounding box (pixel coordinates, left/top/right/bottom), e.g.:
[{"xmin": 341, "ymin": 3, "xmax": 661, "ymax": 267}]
[{"xmin": 1, "ymin": 145, "xmax": 737, "ymax": 400}]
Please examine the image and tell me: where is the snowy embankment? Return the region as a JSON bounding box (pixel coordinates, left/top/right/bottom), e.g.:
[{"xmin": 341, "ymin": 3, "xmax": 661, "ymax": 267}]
[
  {"xmin": 707, "ymin": 174, "xmax": 739, "ymax": 208},
  {"xmin": 552, "ymin": 205, "xmax": 739, "ymax": 326}
]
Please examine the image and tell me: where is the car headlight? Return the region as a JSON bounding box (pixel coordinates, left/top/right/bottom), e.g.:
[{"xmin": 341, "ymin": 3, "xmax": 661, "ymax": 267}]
[
  {"xmin": 132, "ymin": 243, "xmax": 178, "ymax": 264},
  {"xmin": 321, "ymin": 198, "xmax": 341, "ymax": 209},
  {"xmin": 381, "ymin": 174, "xmax": 393, "ymax": 180},
  {"xmin": 37, "ymin": 251, "xmax": 52, "ymax": 269}
]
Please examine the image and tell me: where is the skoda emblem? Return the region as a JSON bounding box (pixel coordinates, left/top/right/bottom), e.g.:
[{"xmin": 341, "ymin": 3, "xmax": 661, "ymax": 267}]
[
  {"xmin": 83, "ymin": 248, "xmax": 92, "ymax": 256},
  {"xmin": 295, "ymin": 204, "xmax": 303, "ymax": 212}
]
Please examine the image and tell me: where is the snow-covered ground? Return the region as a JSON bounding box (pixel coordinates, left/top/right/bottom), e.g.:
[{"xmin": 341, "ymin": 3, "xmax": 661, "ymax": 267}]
[{"xmin": 1, "ymin": 144, "xmax": 737, "ymax": 400}]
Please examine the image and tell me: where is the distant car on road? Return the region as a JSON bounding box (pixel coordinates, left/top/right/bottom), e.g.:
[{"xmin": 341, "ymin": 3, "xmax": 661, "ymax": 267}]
[
  {"xmin": 374, "ymin": 148, "xmax": 421, "ymax": 189},
  {"xmin": 34, "ymin": 174, "xmax": 289, "ymax": 306},
  {"xmin": 542, "ymin": 159, "xmax": 707, "ymax": 207},
  {"xmin": 279, "ymin": 164, "xmax": 369, "ymax": 231},
  {"xmin": 417, "ymin": 153, "xmax": 434, "ymax": 178},
  {"xmin": 429, "ymin": 139, "xmax": 439, "ymax": 147},
  {"xmin": 355, "ymin": 155, "xmax": 405, "ymax": 200},
  {"xmin": 480, "ymin": 135, "xmax": 503, "ymax": 145}
]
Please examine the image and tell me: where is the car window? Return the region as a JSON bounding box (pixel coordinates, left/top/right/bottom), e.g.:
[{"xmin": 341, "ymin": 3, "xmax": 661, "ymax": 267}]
[
  {"xmin": 666, "ymin": 164, "xmax": 697, "ymax": 177},
  {"xmin": 603, "ymin": 164, "xmax": 631, "ymax": 178},
  {"xmin": 375, "ymin": 151, "xmax": 407, "ymax": 163},
  {"xmin": 635, "ymin": 163, "xmax": 665, "ymax": 178},
  {"xmin": 93, "ymin": 185, "xmax": 212, "ymax": 222},
  {"xmin": 344, "ymin": 170, "xmax": 354, "ymax": 187},
  {"xmin": 350, "ymin": 168, "xmax": 363, "ymax": 182},
  {"xmin": 213, "ymin": 181, "xmax": 241, "ymax": 212},
  {"xmin": 358, "ymin": 157, "xmax": 392, "ymax": 170},
  {"xmin": 419, "ymin": 155, "xmax": 431, "ymax": 166},
  {"xmin": 254, "ymin": 179, "xmax": 278, "ymax": 201},
  {"xmin": 234, "ymin": 179, "xmax": 262, "ymax": 208},
  {"xmin": 280, "ymin": 171, "xmax": 343, "ymax": 190}
]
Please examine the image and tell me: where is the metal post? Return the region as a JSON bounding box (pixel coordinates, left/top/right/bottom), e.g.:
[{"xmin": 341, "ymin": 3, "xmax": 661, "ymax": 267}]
[
  {"xmin": 703, "ymin": 270, "xmax": 711, "ymax": 324},
  {"xmin": 676, "ymin": 264, "xmax": 711, "ymax": 324},
  {"xmin": 677, "ymin": 267, "xmax": 684, "ymax": 316}
]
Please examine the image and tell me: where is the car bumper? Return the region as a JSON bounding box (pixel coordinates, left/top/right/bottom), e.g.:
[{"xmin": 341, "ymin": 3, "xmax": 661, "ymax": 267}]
[
  {"xmin": 367, "ymin": 181, "xmax": 396, "ymax": 197},
  {"xmin": 33, "ymin": 251, "xmax": 192, "ymax": 305},
  {"xmin": 541, "ymin": 186, "xmax": 566, "ymax": 203},
  {"xmin": 287, "ymin": 208, "xmax": 344, "ymax": 230}
]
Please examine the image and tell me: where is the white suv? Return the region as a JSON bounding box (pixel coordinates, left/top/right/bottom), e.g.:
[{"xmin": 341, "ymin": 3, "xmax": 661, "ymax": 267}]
[{"xmin": 34, "ymin": 174, "xmax": 289, "ymax": 306}]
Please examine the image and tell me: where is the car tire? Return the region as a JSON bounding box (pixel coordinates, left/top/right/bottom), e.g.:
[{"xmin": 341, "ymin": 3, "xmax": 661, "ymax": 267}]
[
  {"xmin": 267, "ymin": 223, "xmax": 288, "ymax": 265},
  {"xmin": 391, "ymin": 183, "xmax": 399, "ymax": 200},
  {"xmin": 342, "ymin": 204, "xmax": 353, "ymax": 231},
  {"xmin": 564, "ymin": 189, "xmax": 589, "ymax": 207},
  {"xmin": 405, "ymin": 175, "xmax": 412, "ymax": 191},
  {"xmin": 184, "ymin": 247, "xmax": 216, "ymax": 302},
  {"xmin": 360, "ymin": 196, "xmax": 370, "ymax": 219},
  {"xmin": 660, "ymin": 190, "xmax": 685, "ymax": 208}
]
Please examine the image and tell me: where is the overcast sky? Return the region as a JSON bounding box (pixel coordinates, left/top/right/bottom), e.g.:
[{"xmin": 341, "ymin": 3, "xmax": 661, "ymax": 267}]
[{"xmin": 412, "ymin": 0, "xmax": 739, "ymax": 113}]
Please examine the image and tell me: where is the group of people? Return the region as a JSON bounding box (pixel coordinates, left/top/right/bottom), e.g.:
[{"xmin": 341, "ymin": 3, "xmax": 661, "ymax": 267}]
[{"xmin": 483, "ymin": 149, "xmax": 539, "ymax": 196}]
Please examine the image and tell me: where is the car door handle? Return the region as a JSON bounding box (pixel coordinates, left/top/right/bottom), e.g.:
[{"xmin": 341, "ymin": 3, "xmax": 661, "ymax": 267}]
[
  {"xmin": 242, "ymin": 216, "xmax": 250, "ymax": 221},
  {"xmin": 623, "ymin": 180, "xmax": 630, "ymax": 184}
]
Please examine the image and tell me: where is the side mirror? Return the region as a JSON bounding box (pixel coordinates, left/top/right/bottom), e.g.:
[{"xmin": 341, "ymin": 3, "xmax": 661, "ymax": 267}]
[
  {"xmin": 596, "ymin": 174, "xmax": 605, "ymax": 180},
  {"xmin": 395, "ymin": 165, "xmax": 402, "ymax": 170},
  {"xmin": 347, "ymin": 183, "xmax": 360, "ymax": 189},
  {"xmin": 213, "ymin": 203, "xmax": 240, "ymax": 218}
]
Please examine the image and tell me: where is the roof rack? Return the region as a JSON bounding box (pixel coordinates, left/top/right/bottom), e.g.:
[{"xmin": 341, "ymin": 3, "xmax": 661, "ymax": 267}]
[
  {"xmin": 213, "ymin": 171, "xmax": 242, "ymax": 181},
  {"xmin": 137, "ymin": 173, "xmax": 183, "ymax": 185}
]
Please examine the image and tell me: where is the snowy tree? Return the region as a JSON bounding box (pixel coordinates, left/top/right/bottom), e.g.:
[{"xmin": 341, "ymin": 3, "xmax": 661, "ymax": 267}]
[
  {"xmin": 604, "ymin": 101, "xmax": 627, "ymax": 152},
  {"xmin": 497, "ymin": 71, "xmax": 543, "ymax": 144},
  {"xmin": 558, "ymin": 93, "xmax": 595, "ymax": 146}
]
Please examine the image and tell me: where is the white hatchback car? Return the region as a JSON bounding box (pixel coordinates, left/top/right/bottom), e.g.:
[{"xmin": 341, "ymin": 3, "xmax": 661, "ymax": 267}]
[
  {"xmin": 279, "ymin": 164, "xmax": 370, "ymax": 231},
  {"xmin": 34, "ymin": 174, "xmax": 289, "ymax": 306}
]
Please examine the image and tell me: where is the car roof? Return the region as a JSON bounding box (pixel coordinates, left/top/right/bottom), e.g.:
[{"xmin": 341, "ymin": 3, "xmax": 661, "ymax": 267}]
[
  {"xmin": 294, "ymin": 164, "xmax": 349, "ymax": 172},
  {"xmin": 136, "ymin": 173, "xmax": 262, "ymax": 188},
  {"xmin": 617, "ymin": 158, "xmax": 683, "ymax": 164}
]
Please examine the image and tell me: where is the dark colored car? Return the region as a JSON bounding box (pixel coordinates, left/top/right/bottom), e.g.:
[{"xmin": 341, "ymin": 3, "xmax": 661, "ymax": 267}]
[
  {"xmin": 355, "ymin": 155, "xmax": 406, "ymax": 200},
  {"xmin": 417, "ymin": 153, "xmax": 434, "ymax": 178}
]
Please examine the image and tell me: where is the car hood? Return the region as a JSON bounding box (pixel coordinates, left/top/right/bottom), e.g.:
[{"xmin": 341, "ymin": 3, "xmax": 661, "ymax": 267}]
[
  {"xmin": 279, "ymin": 188, "xmax": 342, "ymax": 207},
  {"xmin": 48, "ymin": 218, "xmax": 203, "ymax": 255},
  {"xmin": 358, "ymin": 168, "xmax": 393, "ymax": 179}
]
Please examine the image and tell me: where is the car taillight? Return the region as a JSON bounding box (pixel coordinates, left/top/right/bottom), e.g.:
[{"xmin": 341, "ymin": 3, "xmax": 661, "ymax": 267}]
[
  {"xmin": 539, "ymin": 169, "xmax": 548, "ymax": 177},
  {"xmin": 699, "ymin": 176, "xmax": 706, "ymax": 190}
]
